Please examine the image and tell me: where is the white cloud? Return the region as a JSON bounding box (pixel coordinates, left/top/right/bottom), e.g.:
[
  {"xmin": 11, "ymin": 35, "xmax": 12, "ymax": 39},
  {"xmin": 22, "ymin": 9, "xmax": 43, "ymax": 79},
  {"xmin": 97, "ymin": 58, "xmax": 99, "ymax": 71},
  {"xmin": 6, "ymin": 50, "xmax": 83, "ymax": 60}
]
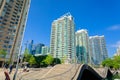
[
  {"xmin": 111, "ymin": 41, "xmax": 120, "ymax": 48},
  {"xmin": 107, "ymin": 25, "xmax": 120, "ymax": 31}
]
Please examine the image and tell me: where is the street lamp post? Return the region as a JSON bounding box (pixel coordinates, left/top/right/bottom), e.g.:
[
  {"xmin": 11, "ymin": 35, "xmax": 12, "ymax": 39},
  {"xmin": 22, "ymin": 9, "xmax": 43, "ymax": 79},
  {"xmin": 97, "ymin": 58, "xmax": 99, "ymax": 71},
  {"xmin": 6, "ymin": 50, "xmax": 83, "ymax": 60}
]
[{"xmin": 13, "ymin": 46, "xmax": 22, "ymax": 80}]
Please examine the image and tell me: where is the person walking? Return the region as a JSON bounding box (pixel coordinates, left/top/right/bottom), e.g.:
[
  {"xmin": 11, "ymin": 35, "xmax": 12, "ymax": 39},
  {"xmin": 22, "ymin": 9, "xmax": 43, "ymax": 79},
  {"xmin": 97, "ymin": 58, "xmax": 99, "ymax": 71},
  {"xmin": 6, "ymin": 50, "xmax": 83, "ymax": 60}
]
[
  {"xmin": 4, "ymin": 68, "xmax": 10, "ymax": 80},
  {"xmin": 4, "ymin": 63, "xmax": 8, "ymax": 69},
  {"xmin": 9, "ymin": 64, "xmax": 13, "ymax": 74},
  {"xmin": 4, "ymin": 71, "xmax": 10, "ymax": 80}
]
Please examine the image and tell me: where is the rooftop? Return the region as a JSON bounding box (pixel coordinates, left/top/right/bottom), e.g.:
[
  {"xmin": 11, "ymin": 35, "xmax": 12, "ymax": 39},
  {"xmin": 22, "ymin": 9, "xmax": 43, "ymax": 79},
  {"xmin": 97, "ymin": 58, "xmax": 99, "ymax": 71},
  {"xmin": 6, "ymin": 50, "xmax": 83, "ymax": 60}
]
[
  {"xmin": 76, "ymin": 29, "xmax": 88, "ymax": 34},
  {"xmin": 53, "ymin": 12, "xmax": 73, "ymax": 23}
]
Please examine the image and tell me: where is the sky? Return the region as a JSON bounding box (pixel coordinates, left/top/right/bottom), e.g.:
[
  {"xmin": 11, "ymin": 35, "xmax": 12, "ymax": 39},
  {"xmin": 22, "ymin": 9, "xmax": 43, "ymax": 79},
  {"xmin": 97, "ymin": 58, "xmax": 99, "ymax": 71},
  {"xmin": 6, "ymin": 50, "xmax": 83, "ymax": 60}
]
[{"xmin": 23, "ymin": 0, "xmax": 120, "ymax": 57}]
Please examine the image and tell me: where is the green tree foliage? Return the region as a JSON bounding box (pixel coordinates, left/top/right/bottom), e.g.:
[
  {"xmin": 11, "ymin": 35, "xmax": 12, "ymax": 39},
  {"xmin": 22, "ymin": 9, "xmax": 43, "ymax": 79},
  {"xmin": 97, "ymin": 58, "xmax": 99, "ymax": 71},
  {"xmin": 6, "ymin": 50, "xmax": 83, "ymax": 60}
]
[
  {"xmin": 42, "ymin": 54, "xmax": 54, "ymax": 65},
  {"xmin": 29, "ymin": 56, "xmax": 37, "ymax": 66},
  {"xmin": 23, "ymin": 49, "xmax": 32, "ymax": 62},
  {"xmin": 34, "ymin": 55, "xmax": 47, "ymax": 67},
  {"xmin": 22, "ymin": 51, "xmax": 61, "ymax": 67},
  {"xmin": 112, "ymin": 73, "xmax": 120, "ymax": 79},
  {"xmin": 53, "ymin": 58, "xmax": 61, "ymax": 64},
  {"xmin": 113, "ymin": 56, "xmax": 120, "ymax": 69},
  {"xmin": 0, "ymin": 49, "xmax": 7, "ymax": 58},
  {"xmin": 102, "ymin": 58, "xmax": 113, "ymax": 68},
  {"xmin": 102, "ymin": 56, "xmax": 120, "ymax": 69}
]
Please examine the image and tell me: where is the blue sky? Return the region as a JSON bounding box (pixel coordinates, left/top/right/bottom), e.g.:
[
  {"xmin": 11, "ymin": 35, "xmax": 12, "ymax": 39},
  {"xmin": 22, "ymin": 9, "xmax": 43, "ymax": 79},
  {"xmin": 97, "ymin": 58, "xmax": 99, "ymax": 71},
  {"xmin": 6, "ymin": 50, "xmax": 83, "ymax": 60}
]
[{"xmin": 23, "ymin": 0, "xmax": 120, "ymax": 57}]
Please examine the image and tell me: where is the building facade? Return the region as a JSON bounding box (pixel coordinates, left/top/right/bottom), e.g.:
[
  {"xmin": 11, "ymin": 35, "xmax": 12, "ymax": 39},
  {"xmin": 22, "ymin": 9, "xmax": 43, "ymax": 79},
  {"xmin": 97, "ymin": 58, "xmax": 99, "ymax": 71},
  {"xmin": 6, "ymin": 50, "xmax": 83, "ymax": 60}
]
[
  {"xmin": 41, "ymin": 46, "xmax": 50, "ymax": 55},
  {"xmin": 27, "ymin": 40, "xmax": 33, "ymax": 54},
  {"xmin": 50, "ymin": 13, "xmax": 75, "ymax": 63},
  {"xmin": 0, "ymin": 0, "xmax": 30, "ymax": 62},
  {"xmin": 89, "ymin": 35, "xmax": 108, "ymax": 65},
  {"xmin": 76, "ymin": 29, "xmax": 90, "ymax": 64},
  {"xmin": 35, "ymin": 43, "xmax": 45, "ymax": 54},
  {"xmin": 114, "ymin": 46, "xmax": 120, "ymax": 56}
]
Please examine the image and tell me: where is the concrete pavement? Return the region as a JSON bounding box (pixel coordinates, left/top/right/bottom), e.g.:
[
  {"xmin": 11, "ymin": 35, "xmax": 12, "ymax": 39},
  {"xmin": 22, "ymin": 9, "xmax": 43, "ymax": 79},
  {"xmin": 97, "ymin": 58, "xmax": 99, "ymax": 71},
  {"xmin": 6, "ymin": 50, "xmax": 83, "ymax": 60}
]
[{"xmin": 0, "ymin": 68, "xmax": 23, "ymax": 80}]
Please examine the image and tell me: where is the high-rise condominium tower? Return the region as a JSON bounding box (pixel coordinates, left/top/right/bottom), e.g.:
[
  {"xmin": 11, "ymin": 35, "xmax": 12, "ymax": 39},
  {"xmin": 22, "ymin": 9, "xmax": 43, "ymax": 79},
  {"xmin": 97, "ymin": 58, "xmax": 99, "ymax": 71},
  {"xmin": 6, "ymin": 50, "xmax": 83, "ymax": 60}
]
[
  {"xmin": 89, "ymin": 35, "xmax": 108, "ymax": 65},
  {"xmin": 0, "ymin": 0, "xmax": 30, "ymax": 62},
  {"xmin": 114, "ymin": 46, "xmax": 120, "ymax": 56},
  {"xmin": 50, "ymin": 13, "xmax": 75, "ymax": 63},
  {"xmin": 76, "ymin": 29, "xmax": 90, "ymax": 64}
]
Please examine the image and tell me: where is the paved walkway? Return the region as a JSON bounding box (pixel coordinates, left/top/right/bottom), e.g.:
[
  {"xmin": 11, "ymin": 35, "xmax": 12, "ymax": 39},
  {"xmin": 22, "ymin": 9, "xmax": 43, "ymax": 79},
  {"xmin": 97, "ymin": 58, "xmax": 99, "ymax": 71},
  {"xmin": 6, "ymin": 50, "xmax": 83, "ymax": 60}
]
[
  {"xmin": 14, "ymin": 64, "xmax": 79, "ymax": 80},
  {"xmin": 0, "ymin": 68, "xmax": 53, "ymax": 80},
  {"xmin": 0, "ymin": 68, "xmax": 23, "ymax": 80},
  {"xmin": 0, "ymin": 68, "xmax": 14, "ymax": 80}
]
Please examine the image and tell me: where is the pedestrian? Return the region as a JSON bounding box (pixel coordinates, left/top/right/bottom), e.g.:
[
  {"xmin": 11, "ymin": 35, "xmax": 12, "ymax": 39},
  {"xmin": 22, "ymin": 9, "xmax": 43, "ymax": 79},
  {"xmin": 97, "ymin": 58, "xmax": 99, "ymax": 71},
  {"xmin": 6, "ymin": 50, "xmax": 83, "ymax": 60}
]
[
  {"xmin": 4, "ymin": 68, "xmax": 10, "ymax": 80},
  {"xmin": 23, "ymin": 65, "xmax": 27, "ymax": 72},
  {"xmin": 9, "ymin": 64, "xmax": 13, "ymax": 74},
  {"xmin": 4, "ymin": 63, "xmax": 8, "ymax": 69}
]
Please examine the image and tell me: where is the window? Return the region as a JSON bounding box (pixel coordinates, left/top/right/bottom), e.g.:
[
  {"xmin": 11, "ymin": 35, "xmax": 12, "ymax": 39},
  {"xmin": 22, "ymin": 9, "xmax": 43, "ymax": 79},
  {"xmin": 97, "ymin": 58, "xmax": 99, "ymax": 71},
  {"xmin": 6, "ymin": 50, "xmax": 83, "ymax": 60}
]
[
  {"xmin": 11, "ymin": 18, "xmax": 15, "ymax": 21},
  {"xmin": 4, "ymin": 41, "xmax": 9, "ymax": 44},
  {"xmin": 2, "ymin": 11, "xmax": 5, "ymax": 16},
  {"xmin": 10, "ymin": 21, "xmax": 14, "ymax": 24},
  {"xmin": 15, "ymin": 22, "xmax": 18, "ymax": 24},
  {"xmin": 13, "ymin": 30, "xmax": 16, "ymax": 32},
  {"xmin": 6, "ymin": 12, "xmax": 10, "ymax": 15},
  {"xmin": 12, "ymin": 15, "xmax": 16, "ymax": 18},
  {"xmin": 3, "ymin": 45, "xmax": 7, "ymax": 48},
  {"xmin": 0, "ymin": 16, "xmax": 3, "ymax": 19},
  {"xmin": 0, "ymin": 26, "xmax": 4, "ymax": 29},
  {"xmin": 6, "ymin": 0, "xmax": 10, "ymax": 3},
  {"xmin": 16, "ymin": 2, "xmax": 19, "ymax": 6},
  {"xmin": 8, "ymin": 5, "xmax": 12, "ymax": 8},
  {"xmin": 17, "ymin": 16, "xmax": 20, "ymax": 18},
  {"xmin": 2, "ymin": 22, "xmax": 6, "ymax": 25},
  {"xmin": 16, "ymin": 19, "xmax": 19, "ymax": 21},
  {"xmin": 3, "ymin": 19, "xmax": 7, "ymax": 22},
  {"xmin": 9, "ymin": 45, "xmax": 12, "ymax": 48},
  {"xmin": 6, "ymin": 36, "xmax": 9, "ymax": 39},
  {"xmin": 7, "ymin": 9, "xmax": 11, "ymax": 12}
]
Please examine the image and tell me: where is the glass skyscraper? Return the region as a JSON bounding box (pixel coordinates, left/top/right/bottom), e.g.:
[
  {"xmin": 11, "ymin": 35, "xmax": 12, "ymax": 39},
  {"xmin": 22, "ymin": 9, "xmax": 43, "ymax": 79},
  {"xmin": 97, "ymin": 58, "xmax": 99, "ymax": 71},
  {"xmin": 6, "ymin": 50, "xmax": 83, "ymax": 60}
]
[
  {"xmin": 35, "ymin": 43, "xmax": 45, "ymax": 54},
  {"xmin": 89, "ymin": 35, "xmax": 108, "ymax": 65},
  {"xmin": 27, "ymin": 40, "xmax": 33, "ymax": 54},
  {"xmin": 0, "ymin": 0, "xmax": 31, "ymax": 62},
  {"xmin": 50, "ymin": 13, "xmax": 75, "ymax": 63},
  {"xmin": 76, "ymin": 29, "xmax": 90, "ymax": 64}
]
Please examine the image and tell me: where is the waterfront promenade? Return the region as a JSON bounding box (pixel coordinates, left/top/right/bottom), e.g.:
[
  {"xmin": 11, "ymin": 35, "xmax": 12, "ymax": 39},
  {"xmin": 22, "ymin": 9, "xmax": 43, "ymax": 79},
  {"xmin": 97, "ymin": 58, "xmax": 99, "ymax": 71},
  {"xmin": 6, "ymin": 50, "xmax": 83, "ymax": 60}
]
[
  {"xmin": 0, "ymin": 64, "xmax": 117, "ymax": 80},
  {"xmin": 0, "ymin": 64, "xmax": 78, "ymax": 80}
]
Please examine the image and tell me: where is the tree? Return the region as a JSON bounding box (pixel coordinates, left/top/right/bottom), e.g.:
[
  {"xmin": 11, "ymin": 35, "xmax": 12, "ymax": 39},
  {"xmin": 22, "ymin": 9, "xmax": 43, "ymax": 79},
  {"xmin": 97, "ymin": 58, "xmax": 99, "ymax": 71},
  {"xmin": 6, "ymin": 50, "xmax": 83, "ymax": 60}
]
[
  {"xmin": 0, "ymin": 49, "xmax": 7, "ymax": 58},
  {"xmin": 23, "ymin": 49, "xmax": 32, "ymax": 62},
  {"xmin": 102, "ymin": 58, "xmax": 113, "ymax": 68},
  {"xmin": 0, "ymin": 49, "xmax": 7, "ymax": 57},
  {"xmin": 53, "ymin": 58, "xmax": 61, "ymax": 64},
  {"xmin": 29, "ymin": 56, "xmax": 37, "ymax": 66},
  {"xmin": 102, "ymin": 56, "xmax": 120, "ymax": 69},
  {"xmin": 113, "ymin": 56, "xmax": 120, "ymax": 69},
  {"xmin": 42, "ymin": 54, "xmax": 53, "ymax": 66}
]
